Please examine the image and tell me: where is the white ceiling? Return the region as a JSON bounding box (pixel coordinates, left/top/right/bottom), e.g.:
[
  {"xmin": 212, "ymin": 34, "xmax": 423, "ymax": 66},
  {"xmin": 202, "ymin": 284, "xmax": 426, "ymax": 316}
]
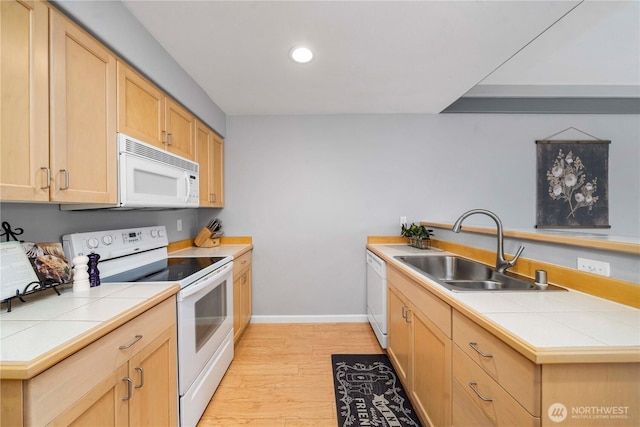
[{"xmin": 122, "ymin": 0, "xmax": 640, "ymax": 116}]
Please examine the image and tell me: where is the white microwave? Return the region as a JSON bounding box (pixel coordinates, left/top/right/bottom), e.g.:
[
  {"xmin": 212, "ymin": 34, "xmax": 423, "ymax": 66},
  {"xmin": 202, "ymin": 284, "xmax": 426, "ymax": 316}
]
[{"xmin": 63, "ymin": 133, "xmax": 199, "ymax": 210}]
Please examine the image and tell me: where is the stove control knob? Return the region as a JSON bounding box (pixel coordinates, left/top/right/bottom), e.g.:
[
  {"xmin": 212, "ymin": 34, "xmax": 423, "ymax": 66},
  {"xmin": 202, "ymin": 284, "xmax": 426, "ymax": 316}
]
[
  {"xmin": 87, "ymin": 237, "xmax": 99, "ymax": 249},
  {"xmin": 102, "ymin": 235, "xmax": 113, "ymax": 245},
  {"xmin": 150, "ymin": 229, "xmax": 158, "ymax": 238},
  {"xmin": 158, "ymin": 229, "xmax": 165, "ymax": 237}
]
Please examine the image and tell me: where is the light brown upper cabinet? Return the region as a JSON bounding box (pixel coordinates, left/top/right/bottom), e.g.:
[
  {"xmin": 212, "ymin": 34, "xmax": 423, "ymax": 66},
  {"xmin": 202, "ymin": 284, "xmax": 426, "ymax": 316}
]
[
  {"xmin": 195, "ymin": 120, "xmax": 224, "ymax": 207},
  {"xmin": 1, "ymin": 0, "xmax": 49, "ymax": 201},
  {"xmin": 49, "ymin": 8, "xmax": 117, "ymax": 203},
  {"xmin": 117, "ymin": 62, "xmax": 195, "ymax": 161},
  {"xmin": 0, "ymin": 1, "xmax": 117, "ymax": 204}
]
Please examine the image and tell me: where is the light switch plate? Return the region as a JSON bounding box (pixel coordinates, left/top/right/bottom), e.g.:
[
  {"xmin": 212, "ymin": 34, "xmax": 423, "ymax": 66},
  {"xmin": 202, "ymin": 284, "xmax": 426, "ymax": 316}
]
[{"xmin": 577, "ymin": 257, "xmax": 610, "ymax": 277}]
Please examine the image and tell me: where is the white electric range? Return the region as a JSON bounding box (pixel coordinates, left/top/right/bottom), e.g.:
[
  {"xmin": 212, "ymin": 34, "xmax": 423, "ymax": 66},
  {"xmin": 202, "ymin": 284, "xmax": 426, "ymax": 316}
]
[{"xmin": 63, "ymin": 225, "xmax": 233, "ymax": 427}]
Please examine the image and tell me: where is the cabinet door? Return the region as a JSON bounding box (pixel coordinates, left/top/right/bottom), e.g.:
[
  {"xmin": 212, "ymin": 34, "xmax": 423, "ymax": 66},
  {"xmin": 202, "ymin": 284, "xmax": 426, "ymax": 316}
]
[
  {"xmin": 197, "ymin": 125, "xmax": 224, "ymax": 207},
  {"xmin": 387, "ymin": 284, "xmax": 411, "ymax": 387},
  {"xmin": 210, "ymin": 133, "xmax": 224, "ymax": 207},
  {"xmin": 129, "ymin": 327, "xmax": 178, "ymax": 427},
  {"xmin": 49, "ymin": 9, "xmax": 117, "ymax": 203},
  {"xmin": 412, "ymin": 307, "xmax": 452, "ymax": 427},
  {"xmin": 117, "ymin": 61, "xmax": 165, "ymax": 149},
  {"xmin": 0, "ymin": 0, "xmax": 49, "ymax": 201},
  {"xmin": 233, "ymin": 271, "xmax": 243, "ymax": 344},
  {"xmin": 196, "ymin": 120, "xmax": 214, "ymax": 206},
  {"xmin": 47, "ymin": 364, "xmax": 129, "ymax": 427},
  {"xmin": 165, "ymin": 98, "xmax": 195, "ymax": 160},
  {"xmin": 241, "ymin": 268, "xmax": 252, "ymax": 328},
  {"xmin": 233, "ymin": 267, "xmax": 251, "ymax": 344}
]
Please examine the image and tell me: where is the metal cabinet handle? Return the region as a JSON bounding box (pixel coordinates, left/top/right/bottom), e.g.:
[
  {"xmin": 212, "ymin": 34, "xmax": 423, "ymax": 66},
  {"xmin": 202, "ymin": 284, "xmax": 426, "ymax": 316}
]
[
  {"xmin": 40, "ymin": 167, "xmax": 51, "ymax": 189},
  {"xmin": 119, "ymin": 334, "xmax": 143, "ymax": 350},
  {"xmin": 469, "ymin": 382, "xmax": 493, "ymax": 401},
  {"xmin": 162, "ymin": 130, "xmax": 168, "ymax": 144},
  {"xmin": 135, "ymin": 366, "xmax": 144, "ymax": 388},
  {"xmin": 59, "ymin": 169, "xmax": 69, "ymax": 190},
  {"xmin": 122, "ymin": 377, "xmax": 132, "ymax": 400},
  {"xmin": 469, "ymin": 342, "xmax": 493, "ymax": 358},
  {"xmin": 168, "ymin": 133, "xmax": 173, "ymax": 146},
  {"xmin": 405, "ymin": 309, "xmax": 412, "ymax": 323},
  {"xmin": 401, "ymin": 306, "xmax": 408, "ymax": 319},
  {"xmin": 212, "ymin": 193, "xmax": 216, "ymax": 203},
  {"xmin": 241, "ymin": 273, "xmax": 247, "ymax": 284}
]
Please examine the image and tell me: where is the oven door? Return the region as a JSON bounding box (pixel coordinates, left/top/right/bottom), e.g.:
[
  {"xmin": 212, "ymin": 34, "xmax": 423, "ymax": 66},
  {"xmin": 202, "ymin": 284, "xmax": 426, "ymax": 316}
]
[{"xmin": 176, "ymin": 261, "xmax": 233, "ymax": 395}]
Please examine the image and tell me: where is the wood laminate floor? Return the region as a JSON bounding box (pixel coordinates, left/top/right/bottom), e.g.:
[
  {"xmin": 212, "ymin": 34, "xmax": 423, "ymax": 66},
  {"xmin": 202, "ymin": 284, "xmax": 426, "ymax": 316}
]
[{"xmin": 197, "ymin": 322, "xmax": 384, "ymax": 427}]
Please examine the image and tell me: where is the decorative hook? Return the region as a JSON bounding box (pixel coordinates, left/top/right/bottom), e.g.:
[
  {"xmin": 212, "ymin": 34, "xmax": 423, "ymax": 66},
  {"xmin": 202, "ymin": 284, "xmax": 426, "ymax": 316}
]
[{"xmin": 1, "ymin": 221, "xmax": 24, "ymax": 242}]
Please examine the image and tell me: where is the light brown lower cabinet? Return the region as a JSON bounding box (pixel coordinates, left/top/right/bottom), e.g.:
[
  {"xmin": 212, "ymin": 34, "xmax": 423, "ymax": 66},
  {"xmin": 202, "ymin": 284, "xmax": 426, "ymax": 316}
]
[
  {"xmin": 387, "ymin": 266, "xmax": 452, "ymax": 427},
  {"xmin": 1, "ymin": 297, "xmax": 178, "ymax": 427},
  {"xmin": 386, "ymin": 263, "xmax": 640, "ymax": 427},
  {"xmin": 233, "ymin": 251, "xmax": 252, "ymax": 344}
]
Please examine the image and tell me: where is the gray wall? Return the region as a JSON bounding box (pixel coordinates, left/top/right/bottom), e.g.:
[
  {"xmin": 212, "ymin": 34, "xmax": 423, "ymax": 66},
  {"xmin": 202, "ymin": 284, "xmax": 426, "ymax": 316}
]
[
  {"xmin": 51, "ymin": 0, "xmax": 226, "ymax": 136},
  {"xmin": 210, "ymin": 113, "xmax": 639, "ymax": 318}
]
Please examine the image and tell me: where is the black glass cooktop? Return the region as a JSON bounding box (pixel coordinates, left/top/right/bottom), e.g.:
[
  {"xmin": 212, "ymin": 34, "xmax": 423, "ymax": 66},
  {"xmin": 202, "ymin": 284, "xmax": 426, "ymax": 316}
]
[{"xmin": 103, "ymin": 257, "xmax": 227, "ymax": 283}]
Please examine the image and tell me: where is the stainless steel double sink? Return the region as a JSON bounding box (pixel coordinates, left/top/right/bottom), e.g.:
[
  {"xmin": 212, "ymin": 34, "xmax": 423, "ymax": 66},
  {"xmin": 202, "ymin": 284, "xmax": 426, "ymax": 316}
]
[{"xmin": 394, "ymin": 255, "xmax": 566, "ymax": 292}]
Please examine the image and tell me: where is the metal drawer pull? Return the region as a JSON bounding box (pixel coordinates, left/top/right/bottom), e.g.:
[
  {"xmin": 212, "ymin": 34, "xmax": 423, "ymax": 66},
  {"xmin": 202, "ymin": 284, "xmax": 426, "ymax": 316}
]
[
  {"xmin": 41, "ymin": 167, "xmax": 51, "ymax": 189},
  {"xmin": 119, "ymin": 334, "xmax": 143, "ymax": 350},
  {"xmin": 59, "ymin": 169, "xmax": 69, "ymax": 190},
  {"xmin": 122, "ymin": 377, "xmax": 132, "ymax": 400},
  {"xmin": 469, "ymin": 382, "xmax": 493, "ymax": 402},
  {"xmin": 469, "ymin": 342, "xmax": 493, "ymax": 358},
  {"xmin": 135, "ymin": 366, "xmax": 144, "ymax": 388}
]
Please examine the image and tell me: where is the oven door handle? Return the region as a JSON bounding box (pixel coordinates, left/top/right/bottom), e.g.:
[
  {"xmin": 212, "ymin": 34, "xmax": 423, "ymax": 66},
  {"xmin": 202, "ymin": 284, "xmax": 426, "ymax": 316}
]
[{"xmin": 177, "ymin": 262, "xmax": 233, "ymax": 300}]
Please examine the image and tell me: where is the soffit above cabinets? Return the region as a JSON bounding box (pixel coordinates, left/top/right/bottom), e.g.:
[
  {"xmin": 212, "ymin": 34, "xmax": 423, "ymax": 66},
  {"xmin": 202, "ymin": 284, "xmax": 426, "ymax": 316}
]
[{"xmin": 121, "ymin": 0, "xmax": 638, "ymax": 116}]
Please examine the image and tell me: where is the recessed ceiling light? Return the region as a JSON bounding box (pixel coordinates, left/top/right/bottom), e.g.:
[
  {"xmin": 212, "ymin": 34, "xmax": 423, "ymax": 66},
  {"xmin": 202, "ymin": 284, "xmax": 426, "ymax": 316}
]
[{"xmin": 289, "ymin": 46, "xmax": 313, "ymax": 64}]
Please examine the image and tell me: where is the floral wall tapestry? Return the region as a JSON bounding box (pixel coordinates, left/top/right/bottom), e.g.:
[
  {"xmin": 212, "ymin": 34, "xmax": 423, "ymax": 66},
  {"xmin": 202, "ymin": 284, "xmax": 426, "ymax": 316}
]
[{"xmin": 536, "ymin": 140, "xmax": 610, "ymax": 228}]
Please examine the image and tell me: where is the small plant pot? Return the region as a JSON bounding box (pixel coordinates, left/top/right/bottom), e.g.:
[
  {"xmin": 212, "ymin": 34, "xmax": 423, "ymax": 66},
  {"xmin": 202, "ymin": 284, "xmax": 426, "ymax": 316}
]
[{"xmin": 409, "ymin": 237, "xmax": 431, "ymax": 250}]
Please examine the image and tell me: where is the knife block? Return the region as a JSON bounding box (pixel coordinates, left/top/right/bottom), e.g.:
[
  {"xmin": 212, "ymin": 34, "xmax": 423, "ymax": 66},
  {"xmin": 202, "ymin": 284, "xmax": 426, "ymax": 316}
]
[{"xmin": 194, "ymin": 227, "xmax": 221, "ymax": 248}]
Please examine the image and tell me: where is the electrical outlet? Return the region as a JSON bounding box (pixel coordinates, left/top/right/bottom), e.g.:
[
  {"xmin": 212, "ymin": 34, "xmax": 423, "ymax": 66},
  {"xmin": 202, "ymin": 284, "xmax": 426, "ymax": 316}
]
[
  {"xmin": 400, "ymin": 216, "xmax": 407, "ymax": 226},
  {"xmin": 177, "ymin": 219, "xmax": 183, "ymax": 231},
  {"xmin": 577, "ymin": 257, "xmax": 610, "ymax": 277}
]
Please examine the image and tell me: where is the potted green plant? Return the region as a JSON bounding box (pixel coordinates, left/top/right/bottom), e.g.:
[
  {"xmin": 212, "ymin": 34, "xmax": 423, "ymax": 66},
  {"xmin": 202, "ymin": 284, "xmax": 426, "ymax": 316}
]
[{"xmin": 401, "ymin": 223, "xmax": 434, "ymax": 249}]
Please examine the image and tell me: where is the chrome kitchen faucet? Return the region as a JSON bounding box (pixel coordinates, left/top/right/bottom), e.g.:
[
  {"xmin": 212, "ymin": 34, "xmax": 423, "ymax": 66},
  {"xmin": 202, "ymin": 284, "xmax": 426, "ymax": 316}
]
[{"xmin": 452, "ymin": 209, "xmax": 524, "ymax": 274}]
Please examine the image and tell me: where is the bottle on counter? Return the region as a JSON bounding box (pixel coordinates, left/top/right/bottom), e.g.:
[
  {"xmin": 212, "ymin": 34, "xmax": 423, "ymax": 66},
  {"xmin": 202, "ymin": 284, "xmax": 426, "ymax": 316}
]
[
  {"xmin": 88, "ymin": 253, "xmax": 101, "ymax": 287},
  {"xmin": 72, "ymin": 255, "xmax": 90, "ymax": 292}
]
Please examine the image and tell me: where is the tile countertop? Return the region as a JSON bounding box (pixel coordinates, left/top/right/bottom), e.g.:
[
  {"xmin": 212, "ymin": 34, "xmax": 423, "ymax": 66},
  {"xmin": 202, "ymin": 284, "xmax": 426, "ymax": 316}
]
[
  {"xmin": 367, "ymin": 244, "xmax": 640, "ymax": 364},
  {"xmin": 0, "ymin": 282, "xmax": 179, "ymax": 379},
  {"xmin": 169, "ymin": 243, "xmax": 252, "ymax": 259}
]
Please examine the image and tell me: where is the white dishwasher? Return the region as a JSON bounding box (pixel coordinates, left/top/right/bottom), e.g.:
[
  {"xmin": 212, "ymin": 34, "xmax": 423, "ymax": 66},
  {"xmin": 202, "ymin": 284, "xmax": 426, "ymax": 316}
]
[{"xmin": 366, "ymin": 250, "xmax": 387, "ymax": 348}]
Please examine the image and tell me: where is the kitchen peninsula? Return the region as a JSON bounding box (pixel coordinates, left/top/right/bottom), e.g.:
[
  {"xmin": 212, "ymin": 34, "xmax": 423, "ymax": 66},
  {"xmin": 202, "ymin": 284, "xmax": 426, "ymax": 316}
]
[{"xmin": 367, "ymin": 240, "xmax": 639, "ymax": 426}]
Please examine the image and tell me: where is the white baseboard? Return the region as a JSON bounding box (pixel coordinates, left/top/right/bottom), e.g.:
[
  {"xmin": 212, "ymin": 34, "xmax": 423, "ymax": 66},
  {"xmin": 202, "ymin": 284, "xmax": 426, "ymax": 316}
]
[{"xmin": 250, "ymin": 314, "xmax": 369, "ymax": 324}]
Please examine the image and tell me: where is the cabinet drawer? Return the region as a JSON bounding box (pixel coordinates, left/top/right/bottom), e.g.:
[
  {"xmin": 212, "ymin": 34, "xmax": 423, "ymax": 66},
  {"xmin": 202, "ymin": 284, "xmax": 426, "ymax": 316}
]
[
  {"xmin": 453, "ymin": 310, "xmax": 540, "ymax": 416},
  {"xmin": 453, "ymin": 345, "xmax": 540, "ymax": 427},
  {"xmin": 233, "ymin": 251, "xmax": 252, "ymax": 278},
  {"xmin": 453, "ymin": 375, "xmax": 494, "ymax": 427},
  {"xmin": 24, "ymin": 297, "xmax": 176, "ymax": 426},
  {"xmin": 388, "ymin": 266, "xmax": 451, "ymax": 337}
]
